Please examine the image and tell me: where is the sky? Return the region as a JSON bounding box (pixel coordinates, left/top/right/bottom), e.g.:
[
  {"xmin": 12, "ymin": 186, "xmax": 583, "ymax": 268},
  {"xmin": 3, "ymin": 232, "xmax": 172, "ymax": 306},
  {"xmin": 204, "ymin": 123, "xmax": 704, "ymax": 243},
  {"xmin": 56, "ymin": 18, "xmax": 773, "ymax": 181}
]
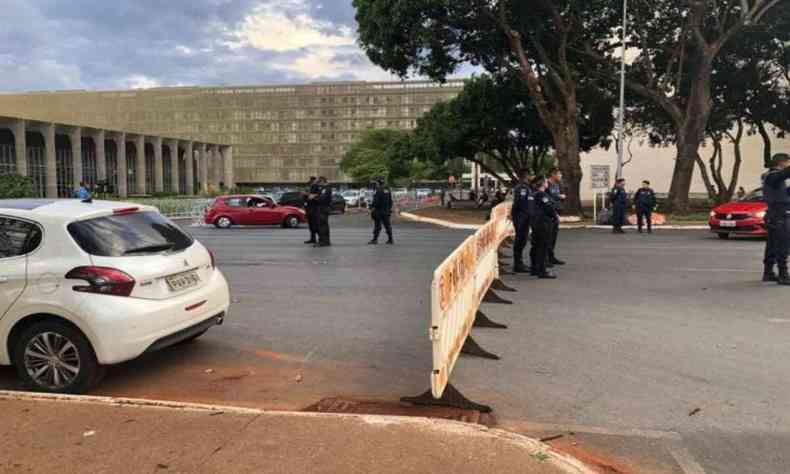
[{"xmin": 0, "ymin": 0, "xmax": 428, "ymax": 92}]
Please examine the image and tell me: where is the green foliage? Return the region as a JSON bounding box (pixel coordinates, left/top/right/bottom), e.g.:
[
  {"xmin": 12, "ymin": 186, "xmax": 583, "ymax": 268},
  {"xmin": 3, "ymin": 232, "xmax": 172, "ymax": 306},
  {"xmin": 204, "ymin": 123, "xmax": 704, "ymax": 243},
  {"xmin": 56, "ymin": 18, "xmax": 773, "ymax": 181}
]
[
  {"xmin": 340, "ymin": 129, "xmax": 441, "ymax": 185},
  {"xmin": 413, "ymin": 74, "xmax": 603, "ymax": 183},
  {"xmin": 0, "ymin": 174, "xmax": 36, "ymax": 199}
]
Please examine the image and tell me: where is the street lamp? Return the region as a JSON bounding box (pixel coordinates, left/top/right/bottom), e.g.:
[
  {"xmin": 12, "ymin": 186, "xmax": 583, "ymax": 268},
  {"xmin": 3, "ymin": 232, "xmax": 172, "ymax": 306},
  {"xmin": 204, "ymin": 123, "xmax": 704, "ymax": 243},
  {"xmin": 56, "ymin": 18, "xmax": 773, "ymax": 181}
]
[{"xmin": 616, "ymin": 0, "xmax": 628, "ymax": 180}]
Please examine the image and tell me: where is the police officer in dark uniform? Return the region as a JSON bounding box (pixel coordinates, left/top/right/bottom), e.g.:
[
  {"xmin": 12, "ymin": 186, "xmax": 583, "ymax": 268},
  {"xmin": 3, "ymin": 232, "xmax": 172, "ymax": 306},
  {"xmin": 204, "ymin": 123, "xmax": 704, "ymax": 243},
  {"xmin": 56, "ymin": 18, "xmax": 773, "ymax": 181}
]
[
  {"xmin": 304, "ymin": 176, "xmax": 320, "ymax": 244},
  {"xmin": 546, "ymin": 168, "xmax": 566, "ymax": 266},
  {"xmin": 610, "ymin": 178, "xmax": 628, "ymax": 233},
  {"xmin": 529, "ymin": 176, "xmax": 557, "ymax": 279},
  {"xmin": 633, "ymin": 180, "xmax": 656, "ymax": 234},
  {"xmin": 511, "ymin": 169, "xmax": 532, "ymax": 273},
  {"xmin": 315, "ymin": 176, "xmax": 332, "ymax": 247},
  {"xmin": 762, "ymin": 153, "xmax": 790, "ymax": 284},
  {"xmin": 368, "ymin": 176, "xmax": 394, "ymax": 244}
]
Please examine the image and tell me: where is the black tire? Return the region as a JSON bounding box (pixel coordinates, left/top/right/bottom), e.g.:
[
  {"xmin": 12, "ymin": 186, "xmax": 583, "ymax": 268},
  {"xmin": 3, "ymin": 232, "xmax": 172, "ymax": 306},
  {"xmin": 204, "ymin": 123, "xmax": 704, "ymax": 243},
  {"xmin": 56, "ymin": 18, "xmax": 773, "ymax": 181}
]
[
  {"xmin": 179, "ymin": 329, "xmax": 208, "ymax": 345},
  {"xmin": 12, "ymin": 320, "xmax": 102, "ymax": 394},
  {"xmin": 717, "ymin": 233, "xmax": 730, "ymax": 240},
  {"xmin": 284, "ymin": 215, "xmax": 301, "ymax": 229},
  {"xmin": 214, "ymin": 216, "xmax": 233, "ymax": 229}
]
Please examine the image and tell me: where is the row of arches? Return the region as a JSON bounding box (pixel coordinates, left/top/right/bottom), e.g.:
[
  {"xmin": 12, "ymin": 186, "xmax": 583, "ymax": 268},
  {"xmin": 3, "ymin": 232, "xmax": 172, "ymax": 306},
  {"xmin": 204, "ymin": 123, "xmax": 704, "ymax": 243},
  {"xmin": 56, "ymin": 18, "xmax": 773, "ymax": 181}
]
[{"xmin": 0, "ymin": 129, "xmax": 204, "ymax": 198}]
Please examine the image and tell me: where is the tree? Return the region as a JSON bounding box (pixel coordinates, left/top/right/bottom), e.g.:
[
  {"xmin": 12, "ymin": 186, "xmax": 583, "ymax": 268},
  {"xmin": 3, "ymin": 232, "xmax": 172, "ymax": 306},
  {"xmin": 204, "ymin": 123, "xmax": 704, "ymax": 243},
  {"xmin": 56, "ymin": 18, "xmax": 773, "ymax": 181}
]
[
  {"xmin": 0, "ymin": 175, "xmax": 35, "ymax": 199},
  {"xmin": 341, "ymin": 129, "xmax": 441, "ymax": 184},
  {"xmin": 584, "ymin": 0, "xmax": 786, "ymax": 211},
  {"xmin": 413, "ymin": 73, "xmax": 613, "ymax": 188},
  {"xmin": 353, "ymin": 0, "xmax": 618, "ymax": 214}
]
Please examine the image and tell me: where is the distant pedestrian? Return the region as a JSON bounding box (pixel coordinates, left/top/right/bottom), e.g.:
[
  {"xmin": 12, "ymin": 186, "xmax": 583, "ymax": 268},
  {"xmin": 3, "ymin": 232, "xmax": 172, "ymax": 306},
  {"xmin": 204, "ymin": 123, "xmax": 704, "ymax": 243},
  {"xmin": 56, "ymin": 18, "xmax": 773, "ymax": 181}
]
[
  {"xmin": 633, "ymin": 180, "xmax": 656, "ymax": 234},
  {"xmin": 76, "ymin": 182, "xmax": 91, "ymax": 201},
  {"xmin": 610, "ymin": 178, "xmax": 628, "ymax": 234},
  {"xmin": 315, "ymin": 177, "xmax": 332, "ymax": 247},
  {"xmin": 368, "ymin": 176, "xmax": 394, "ymax": 245},
  {"xmin": 736, "ymin": 187, "xmax": 746, "ymax": 201},
  {"xmin": 511, "ymin": 169, "xmax": 532, "ymax": 273},
  {"xmin": 761, "ymin": 153, "xmax": 790, "ymax": 285},
  {"xmin": 529, "ymin": 176, "xmax": 557, "ymax": 279},
  {"xmin": 304, "ymin": 177, "xmax": 320, "ymax": 244},
  {"xmin": 546, "ymin": 168, "xmax": 566, "ymax": 266}
]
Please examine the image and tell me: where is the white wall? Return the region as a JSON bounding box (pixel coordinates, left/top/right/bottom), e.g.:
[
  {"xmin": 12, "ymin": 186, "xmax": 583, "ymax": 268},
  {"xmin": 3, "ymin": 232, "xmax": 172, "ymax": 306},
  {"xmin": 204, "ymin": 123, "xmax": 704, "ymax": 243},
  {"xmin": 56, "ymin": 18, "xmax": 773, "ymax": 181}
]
[{"xmin": 578, "ymin": 132, "xmax": 790, "ymax": 201}]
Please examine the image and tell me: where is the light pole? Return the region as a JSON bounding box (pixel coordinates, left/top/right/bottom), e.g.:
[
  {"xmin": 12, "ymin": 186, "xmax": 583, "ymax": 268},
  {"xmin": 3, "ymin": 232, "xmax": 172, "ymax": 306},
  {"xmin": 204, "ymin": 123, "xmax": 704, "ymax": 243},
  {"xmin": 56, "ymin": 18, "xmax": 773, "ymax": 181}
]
[{"xmin": 616, "ymin": 0, "xmax": 628, "ymax": 180}]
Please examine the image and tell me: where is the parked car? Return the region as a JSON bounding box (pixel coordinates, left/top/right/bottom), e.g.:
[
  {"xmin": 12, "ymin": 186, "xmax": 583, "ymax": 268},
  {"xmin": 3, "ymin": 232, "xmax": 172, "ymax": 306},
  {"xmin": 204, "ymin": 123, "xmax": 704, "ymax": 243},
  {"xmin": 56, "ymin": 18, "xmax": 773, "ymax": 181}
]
[
  {"xmin": 416, "ymin": 188, "xmax": 432, "ymax": 199},
  {"xmin": 708, "ymin": 188, "xmax": 767, "ymax": 239},
  {"xmin": 341, "ymin": 190, "xmax": 367, "ymax": 207},
  {"xmin": 205, "ymin": 195, "xmax": 306, "ymax": 229},
  {"xmin": 278, "ymin": 191, "xmax": 346, "ymax": 214},
  {"xmin": 0, "ymin": 199, "xmax": 230, "ymax": 393}
]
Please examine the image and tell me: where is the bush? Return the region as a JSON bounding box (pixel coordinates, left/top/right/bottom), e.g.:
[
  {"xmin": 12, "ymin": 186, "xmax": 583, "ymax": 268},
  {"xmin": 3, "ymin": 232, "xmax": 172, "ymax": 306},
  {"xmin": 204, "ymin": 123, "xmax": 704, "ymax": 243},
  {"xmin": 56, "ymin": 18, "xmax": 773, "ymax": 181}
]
[{"xmin": 0, "ymin": 175, "xmax": 36, "ymax": 199}]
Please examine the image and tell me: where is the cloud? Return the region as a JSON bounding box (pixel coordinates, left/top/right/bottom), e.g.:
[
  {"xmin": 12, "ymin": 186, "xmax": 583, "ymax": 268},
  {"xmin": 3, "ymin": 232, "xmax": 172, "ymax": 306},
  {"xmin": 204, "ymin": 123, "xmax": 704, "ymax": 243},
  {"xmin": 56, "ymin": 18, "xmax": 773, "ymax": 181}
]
[
  {"xmin": 230, "ymin": 1, "xmax": 355, "ymax": 52},
  {"xmin": 0, "ymin": 0, "xmax": 425, "ymax": 93}
]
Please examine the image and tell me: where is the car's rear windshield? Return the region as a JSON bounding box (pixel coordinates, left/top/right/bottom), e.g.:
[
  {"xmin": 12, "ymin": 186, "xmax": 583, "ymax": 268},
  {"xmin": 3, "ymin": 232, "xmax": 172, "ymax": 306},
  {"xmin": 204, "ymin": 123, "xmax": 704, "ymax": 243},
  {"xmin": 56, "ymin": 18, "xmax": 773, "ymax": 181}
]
[{"xmin": 67, "ymin": 211, "xmax": 194, "ymax": 257}]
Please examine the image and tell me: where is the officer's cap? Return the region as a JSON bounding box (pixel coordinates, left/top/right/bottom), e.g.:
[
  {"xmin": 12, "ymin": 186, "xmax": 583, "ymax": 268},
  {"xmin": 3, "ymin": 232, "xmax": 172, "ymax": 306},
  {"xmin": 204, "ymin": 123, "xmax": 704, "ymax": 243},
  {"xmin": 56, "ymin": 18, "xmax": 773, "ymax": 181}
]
[
  {"xmin": 376, "ymin": 176, "xmax": 385, "ymax": 184},
  {"xmin": 773, "ymin": 153, "xmax": 790, "ymax": 166}
]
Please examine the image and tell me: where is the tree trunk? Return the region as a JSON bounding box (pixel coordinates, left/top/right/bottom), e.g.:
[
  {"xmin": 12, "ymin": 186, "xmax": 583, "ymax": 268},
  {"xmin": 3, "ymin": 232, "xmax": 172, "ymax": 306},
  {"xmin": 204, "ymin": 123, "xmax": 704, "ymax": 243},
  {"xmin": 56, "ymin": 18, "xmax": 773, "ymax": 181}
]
[
  {"xmin": 554, "ymin": 123, "xmax": 583, "ymax": 216},
  {"xmin": 756, "ymin": 120, "xmax": 773, "ymax": 169},
  {"xmin": 666, "ymin": 59, "xmax": 714, "ymax": 213},
  {"xmin": 668, "ymin": 140, "xmax": 698, "ymax": 213}
]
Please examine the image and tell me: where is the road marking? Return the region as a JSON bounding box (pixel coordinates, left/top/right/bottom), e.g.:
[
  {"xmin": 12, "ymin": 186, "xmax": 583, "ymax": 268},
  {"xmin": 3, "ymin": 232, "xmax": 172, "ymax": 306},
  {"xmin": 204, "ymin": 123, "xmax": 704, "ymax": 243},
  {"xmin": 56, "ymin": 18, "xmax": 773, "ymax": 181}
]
[
  {"xmin": 767, "ymin": 318, "xmax": 790, "ymax": 323},
  {"xmin": 670, "ymin": 268, "xmax": 761, "ymax": 273},
  {"xmin": 499, "ymin": 420, "xmax": 682, "ymax": 441},
  {"xmin": 670, "ymin": 446, "xmax": 707, "ymax": 474}
]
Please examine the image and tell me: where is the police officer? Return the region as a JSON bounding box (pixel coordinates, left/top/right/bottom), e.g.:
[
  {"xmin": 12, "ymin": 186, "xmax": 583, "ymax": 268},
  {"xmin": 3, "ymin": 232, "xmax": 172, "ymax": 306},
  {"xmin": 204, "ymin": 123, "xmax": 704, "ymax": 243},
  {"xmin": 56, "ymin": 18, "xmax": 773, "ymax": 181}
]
[
  {"xmin": 633, "ymin": 180, "xmax": 656, "ymax": 234},
  {"xmin": 315, "ymin": 176, "xmax": 332, "ymax": 247},
  {"xmin": 304, "ymin": 176, "xmax": 320, "ymax": 244},
  {"xmin": 546, "ymin": 168, "xmax": 566, "ymax": 266},
  {"xmin": 368, "ymin": 176, "xmax": 394, "ymax": 245},
  {"xmin": 529, "ymin": 176, "xmax": 557, "ymax": 279},
  {"xmin": 762, "ymin": 153, "xmax": 790, "ymax": 284},
  {"xmin": 610, "ymin": 178, "xmax": 628, "ymax": 233},
  {"xmin": 511, "ymin": 169, "xmax": 532, "ymax": 273}
]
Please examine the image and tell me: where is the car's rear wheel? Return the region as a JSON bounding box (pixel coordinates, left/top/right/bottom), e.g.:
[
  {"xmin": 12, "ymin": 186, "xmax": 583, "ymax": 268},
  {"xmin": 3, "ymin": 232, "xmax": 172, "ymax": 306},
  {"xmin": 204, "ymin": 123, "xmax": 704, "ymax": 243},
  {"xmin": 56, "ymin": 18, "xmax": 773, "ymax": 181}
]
[
  {"xmin": 13, "ymin": 321, "xmax": 102, "ymax": 394},
  {"xmin": 215, "ymin": 216, "xmax": 233, "ymax": 229},
  {"xmin": 717, "ymin": 232, "xmax": 730, "ymax": 240},
  {"xmin": 284, "ymin": 215, "xmax": 301, "ymax": 228}
]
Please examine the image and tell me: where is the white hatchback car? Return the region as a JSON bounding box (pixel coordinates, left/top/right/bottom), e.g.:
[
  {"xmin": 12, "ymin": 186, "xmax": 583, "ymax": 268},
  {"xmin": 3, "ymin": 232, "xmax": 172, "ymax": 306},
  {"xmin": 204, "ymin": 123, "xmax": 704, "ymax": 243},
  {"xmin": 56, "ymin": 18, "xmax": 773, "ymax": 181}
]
[{"xmin": 0, "ymin": 199, "xmax": 230, "ymax": 393}]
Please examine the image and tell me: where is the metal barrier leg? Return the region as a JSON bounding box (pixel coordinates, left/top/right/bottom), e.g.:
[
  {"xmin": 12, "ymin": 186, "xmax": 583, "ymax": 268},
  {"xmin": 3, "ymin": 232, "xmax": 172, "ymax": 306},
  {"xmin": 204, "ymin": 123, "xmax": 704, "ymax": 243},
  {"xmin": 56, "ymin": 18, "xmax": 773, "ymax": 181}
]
[
  {"xmin": 483, "ymin": 289, "xmax": 513, "ymax": 305},
  {"xmin": 491, "ymin": 279, "xmax": 516, "ymax": 292},
  {"xmin": 461, "ymin": 336, "xmax": 500, "ymax": 360},
  {"xmin": 473, "ymin": 310, "xmax": 508, "ymax": 329},
  {"xmin": 400, "ymin": 384, "xmax": 492, "ymax": 413}
]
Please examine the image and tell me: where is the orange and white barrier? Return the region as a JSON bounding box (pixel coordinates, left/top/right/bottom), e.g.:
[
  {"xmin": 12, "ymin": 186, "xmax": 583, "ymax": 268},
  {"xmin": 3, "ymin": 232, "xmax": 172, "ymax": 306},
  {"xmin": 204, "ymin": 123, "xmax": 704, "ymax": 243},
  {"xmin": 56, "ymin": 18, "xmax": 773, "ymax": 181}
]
[{"xmin": 429, "ymin": 203, "xmax": 512, "ymax": 398}]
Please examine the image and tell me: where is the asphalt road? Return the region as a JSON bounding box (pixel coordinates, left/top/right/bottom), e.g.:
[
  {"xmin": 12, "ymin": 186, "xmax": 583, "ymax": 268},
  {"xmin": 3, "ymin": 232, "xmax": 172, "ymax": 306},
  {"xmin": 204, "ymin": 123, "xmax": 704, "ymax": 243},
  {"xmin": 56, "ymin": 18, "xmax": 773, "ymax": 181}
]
[{"xmin": 1, "ymin": 214, "xmax": 788, "ymax": 473}]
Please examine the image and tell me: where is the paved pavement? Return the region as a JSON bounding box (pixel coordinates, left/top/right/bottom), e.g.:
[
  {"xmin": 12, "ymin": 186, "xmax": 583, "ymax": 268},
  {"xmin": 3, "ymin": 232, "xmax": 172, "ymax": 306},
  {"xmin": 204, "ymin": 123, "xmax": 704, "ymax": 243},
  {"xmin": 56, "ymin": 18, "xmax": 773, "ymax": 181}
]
[
  {"xmin": 0, "ymin": 395, "xmax": 578, "ymax": 474},
  {"xmin": 1, "ymin": 214, "xmax": 788, "ymax": 473}
]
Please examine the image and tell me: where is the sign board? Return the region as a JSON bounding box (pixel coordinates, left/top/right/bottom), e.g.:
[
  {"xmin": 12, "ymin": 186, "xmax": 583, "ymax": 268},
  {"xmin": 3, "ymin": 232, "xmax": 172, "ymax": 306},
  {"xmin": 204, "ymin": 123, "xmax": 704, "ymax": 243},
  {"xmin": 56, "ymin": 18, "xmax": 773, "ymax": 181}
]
[{"xmin": 590, "ymin": 165, "xmax": 611, "ymax": 190}]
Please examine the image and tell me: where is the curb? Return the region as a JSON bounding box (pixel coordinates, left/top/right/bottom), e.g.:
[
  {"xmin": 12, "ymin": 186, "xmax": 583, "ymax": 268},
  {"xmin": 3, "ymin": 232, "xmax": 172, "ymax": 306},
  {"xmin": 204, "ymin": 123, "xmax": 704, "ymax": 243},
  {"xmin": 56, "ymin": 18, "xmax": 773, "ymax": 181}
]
[
  {"xmin": 400, "ymin": 212, "xmax": 709, "ymax": 231},
  {"xmin": 0, "ymin": 390, "xmax": 594, "ymax": 474}
]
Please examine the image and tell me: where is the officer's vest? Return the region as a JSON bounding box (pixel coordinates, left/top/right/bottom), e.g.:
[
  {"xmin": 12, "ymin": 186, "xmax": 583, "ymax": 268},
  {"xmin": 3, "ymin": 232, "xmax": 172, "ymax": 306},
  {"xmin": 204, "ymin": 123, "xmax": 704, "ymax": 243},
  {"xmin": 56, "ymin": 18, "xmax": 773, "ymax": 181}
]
[{"xmin": 762, "ymin": 170, "xmax": 790, "ymax": 206}]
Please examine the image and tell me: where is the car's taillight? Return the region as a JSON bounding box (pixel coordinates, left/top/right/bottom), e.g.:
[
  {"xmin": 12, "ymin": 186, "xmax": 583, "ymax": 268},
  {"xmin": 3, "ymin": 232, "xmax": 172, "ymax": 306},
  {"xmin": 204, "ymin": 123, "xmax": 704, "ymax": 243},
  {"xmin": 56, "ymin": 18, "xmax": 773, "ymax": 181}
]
[
  {"xmin": 65, "ymin": 267, "xmax": 136, "ymax": 297},
  {"xmin": 113, "ymin": 207, "xmax": 139, "ymax": 216}
]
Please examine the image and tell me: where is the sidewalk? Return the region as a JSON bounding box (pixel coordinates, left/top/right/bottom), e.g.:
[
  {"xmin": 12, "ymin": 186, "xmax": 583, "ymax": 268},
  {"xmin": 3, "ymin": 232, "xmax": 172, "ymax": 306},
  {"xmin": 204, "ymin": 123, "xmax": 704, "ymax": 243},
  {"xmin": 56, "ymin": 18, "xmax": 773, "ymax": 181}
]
[{"xmin": 0, "ymin": 392, "xmax": 590, "ymax": 474}]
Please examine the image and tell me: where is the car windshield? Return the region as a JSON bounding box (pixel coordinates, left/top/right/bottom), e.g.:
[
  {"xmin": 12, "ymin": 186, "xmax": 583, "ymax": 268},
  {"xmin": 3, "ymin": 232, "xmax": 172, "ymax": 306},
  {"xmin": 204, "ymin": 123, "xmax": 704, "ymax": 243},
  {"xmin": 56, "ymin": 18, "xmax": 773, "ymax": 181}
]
[
  {"xmin": 68, "ymin": 211, "xmax": 193, "ymax": 257},
  {"xmin": 741, "ymin": 189, "xmax": 763, "ymax": 202}
]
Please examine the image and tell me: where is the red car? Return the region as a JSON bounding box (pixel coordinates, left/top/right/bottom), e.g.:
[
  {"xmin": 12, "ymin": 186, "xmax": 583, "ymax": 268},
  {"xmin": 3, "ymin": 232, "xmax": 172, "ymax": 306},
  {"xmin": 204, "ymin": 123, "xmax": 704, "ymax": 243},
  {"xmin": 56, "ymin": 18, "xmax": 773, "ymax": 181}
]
[
  {"xmin": 205, "ymin": 195, "xmax": 307, "ymax": 229},
  {"xmin": 708, "ymin": 188, "xmax": 767, "ymax": 239}
]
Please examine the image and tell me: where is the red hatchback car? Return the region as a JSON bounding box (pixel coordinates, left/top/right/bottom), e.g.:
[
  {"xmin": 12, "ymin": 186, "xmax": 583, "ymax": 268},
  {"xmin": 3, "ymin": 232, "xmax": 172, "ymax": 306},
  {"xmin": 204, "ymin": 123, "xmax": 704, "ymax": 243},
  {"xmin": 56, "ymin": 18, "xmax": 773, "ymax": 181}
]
[
  {"xmin": 205, "ymin": 195, "xmax": 307, "ymax": 229},
  {"xmin": 708, "ymin": 188, "xmax": 767, "ymax": 239}
]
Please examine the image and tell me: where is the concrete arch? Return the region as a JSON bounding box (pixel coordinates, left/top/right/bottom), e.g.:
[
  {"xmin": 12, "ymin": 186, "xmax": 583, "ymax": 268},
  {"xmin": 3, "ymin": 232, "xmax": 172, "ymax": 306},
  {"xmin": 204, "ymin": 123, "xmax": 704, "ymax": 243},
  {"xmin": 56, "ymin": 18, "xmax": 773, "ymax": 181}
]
[
  {"xmin": 105, "ymin": 139, "xmax": 118, "ymax": 194},
  {"xmin": 125, "ymin": 140, "xmax": 138, "ymax": 195},
  {"xmin": 25, "ymin": 131, "xmax": 47, "ymax": 198},
  {"xmin": 0, "ymin": 128, "xmax": 15, "ymax": 175}
]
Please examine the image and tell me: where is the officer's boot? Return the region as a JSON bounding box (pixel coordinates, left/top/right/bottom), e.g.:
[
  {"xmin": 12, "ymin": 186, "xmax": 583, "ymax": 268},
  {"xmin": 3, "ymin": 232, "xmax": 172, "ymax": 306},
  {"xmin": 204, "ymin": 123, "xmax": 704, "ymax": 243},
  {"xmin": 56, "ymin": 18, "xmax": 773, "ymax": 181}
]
[
  {"xmin": 368, "ymin": 239, "xmax": 378, "ymax": 245},
  {"xmin": 777, "ymin": 265, "xmax": 790, "ymax": 286},
  {"xmin": 763, "ymin": 266, "xmax": 778, "ymax": 282}
]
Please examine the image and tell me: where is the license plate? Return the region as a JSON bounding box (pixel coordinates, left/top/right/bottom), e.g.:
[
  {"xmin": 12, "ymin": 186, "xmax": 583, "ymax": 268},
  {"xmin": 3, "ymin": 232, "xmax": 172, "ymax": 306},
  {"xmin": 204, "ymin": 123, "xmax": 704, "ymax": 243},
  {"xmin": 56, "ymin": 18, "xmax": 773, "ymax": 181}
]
[
  {"xmin": 720, "ymin": 221, "xmax": 736, "ymax": 228},
  {"xmin": 166, "ymin": 270, "xmax": 200, "ymax": 292}
]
